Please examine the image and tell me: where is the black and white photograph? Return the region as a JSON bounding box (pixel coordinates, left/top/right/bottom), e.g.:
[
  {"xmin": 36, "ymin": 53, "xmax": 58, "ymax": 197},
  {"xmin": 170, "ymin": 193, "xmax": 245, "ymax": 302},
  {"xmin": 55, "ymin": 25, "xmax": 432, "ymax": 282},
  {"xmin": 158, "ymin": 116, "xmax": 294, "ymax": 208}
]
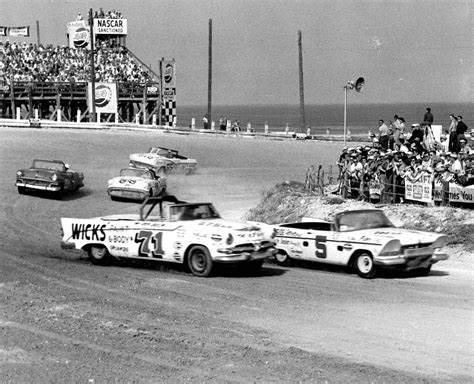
[{"xmin": 0, "ymin": 0, "xmax": 473, "ymax": 382}]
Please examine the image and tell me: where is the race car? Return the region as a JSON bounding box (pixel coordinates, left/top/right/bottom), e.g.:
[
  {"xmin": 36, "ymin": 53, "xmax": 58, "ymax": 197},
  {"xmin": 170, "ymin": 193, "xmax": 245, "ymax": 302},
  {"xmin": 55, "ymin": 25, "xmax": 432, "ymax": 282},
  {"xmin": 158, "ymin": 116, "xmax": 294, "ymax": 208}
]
[
  {"xmin": 265, "ymin": 209, "xmax": 449, "ymax": 278},
  {"xmin": 129, "ymin": 147, "xmax": 197, "ymax": 175},
  {"xmin": 107, "ymin": 168, "xmax": 167, "ymax": 201},
  {"xmin": 60, "ymin": 195, "xmax": 275, "ymax": 277},
  {"xmin": 16, "ymin": 159, "xmax": 84, "ymax": 199}
]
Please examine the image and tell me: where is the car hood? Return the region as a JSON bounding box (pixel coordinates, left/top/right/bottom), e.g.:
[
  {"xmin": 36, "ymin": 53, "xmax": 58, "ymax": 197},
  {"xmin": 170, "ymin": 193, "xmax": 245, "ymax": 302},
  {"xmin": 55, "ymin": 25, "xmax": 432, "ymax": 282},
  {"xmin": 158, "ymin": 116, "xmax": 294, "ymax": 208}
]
[
  {"xmin": 129, "ymin": 153, "xmax": 169, "ymax": 166},
  {"xmin": 108, "ymin": 176, "xmax": 149, "ymax": 190},
  {"xmin": 350, "ymin": 227, "xmax": 446, "ymax": 246}
]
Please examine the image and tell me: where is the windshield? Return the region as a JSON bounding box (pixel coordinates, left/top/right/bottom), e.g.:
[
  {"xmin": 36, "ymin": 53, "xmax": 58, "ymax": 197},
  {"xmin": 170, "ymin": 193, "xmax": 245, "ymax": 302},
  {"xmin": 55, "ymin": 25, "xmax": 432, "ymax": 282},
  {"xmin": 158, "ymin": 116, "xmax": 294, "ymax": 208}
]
[
  {"xmin": 33, "ymin": 160, "xmax": 65, "ymax": 172},
  {"xmin": 120, "ymin": 168, "xmax": 152, "ymax": 179},
  {"xmin": 337, "ymin": 211, "xmax": 394, "ymax": 232},
  {"xmin": 170, "ymin": 203, "xmax": 221, "ymax": 221},
  {"xmin": 149, "ymin": 148, "xmax": 177, "ymax": 158}
]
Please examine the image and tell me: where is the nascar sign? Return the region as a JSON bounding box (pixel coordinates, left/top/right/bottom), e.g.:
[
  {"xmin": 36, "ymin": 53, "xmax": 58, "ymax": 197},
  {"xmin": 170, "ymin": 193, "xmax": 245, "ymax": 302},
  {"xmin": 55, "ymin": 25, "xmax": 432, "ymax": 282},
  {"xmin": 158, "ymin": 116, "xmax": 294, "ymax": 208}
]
[
  {"xmin": 88, "ymin": 82, "xmax": 118, "ymax": 114},
  {"xmin": 93, "ymin": 18, "xmax": 127, "ymax": 35}
]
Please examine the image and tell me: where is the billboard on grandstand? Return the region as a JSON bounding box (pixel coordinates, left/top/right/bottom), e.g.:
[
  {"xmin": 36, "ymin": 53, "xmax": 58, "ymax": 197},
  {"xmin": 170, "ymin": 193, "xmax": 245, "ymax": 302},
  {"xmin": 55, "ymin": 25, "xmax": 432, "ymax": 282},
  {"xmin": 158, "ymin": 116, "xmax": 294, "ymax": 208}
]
[
  {"xmin": 6, "ymin": 26, "xmax": 30, "ymax": 37},
  {"xmin": 93, "ymin": 19, "xmax": 127, "ymax": 35},
  {"xmin": 160, "ymin": 59, "xmax": 176, "ymax": 127},
  {"xmin": 88, "ymin": 82, "xmax": 118, "ymax": 114},
  {"xmin": 67, "ymin": 22, "xmax": 91, "ymax": 49}
]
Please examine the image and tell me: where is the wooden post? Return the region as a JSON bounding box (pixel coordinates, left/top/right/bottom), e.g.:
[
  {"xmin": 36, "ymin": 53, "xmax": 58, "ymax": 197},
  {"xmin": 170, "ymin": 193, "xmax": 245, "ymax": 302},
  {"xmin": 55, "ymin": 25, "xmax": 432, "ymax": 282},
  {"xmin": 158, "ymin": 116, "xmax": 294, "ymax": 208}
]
[
  {"xmin": 142, "ymin": 81, "xmax": 147, "ymax": 124},
  {"xmin": 298, "ymin": 30, "xmax": 305, "ymax": 133},
  {"xmin": 36, "ymin": 20, "xmax": 41, "ymax": 46},
  {"xmin": 89, "ymin": 8, "xmax": 96, "ymax": 122}
]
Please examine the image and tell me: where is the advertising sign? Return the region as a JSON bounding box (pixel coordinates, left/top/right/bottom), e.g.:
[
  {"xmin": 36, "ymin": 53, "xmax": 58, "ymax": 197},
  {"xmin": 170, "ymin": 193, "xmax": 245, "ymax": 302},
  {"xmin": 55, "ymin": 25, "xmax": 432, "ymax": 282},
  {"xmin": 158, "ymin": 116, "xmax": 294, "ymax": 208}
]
[
  {"xmin": 93, "ymin": 18, "xmax": 127, "ymax": 35},
  {"xmin": 8, "ymin": 26, "xmax": 30, "ymax": 37},
  {"xmin": 88, "ymin": 82, "xmax": 118, "ymax": 114},
  {"xmin": 68, "ymin": 24, "xmax": 91, "ymax": 49},
  {"xmin": 433, "ymin": 182, "xmax": 474, "ymax": 204},
  {"xmin": 405, "ymin": 174, "xmax": 433, "ymax": 203}
]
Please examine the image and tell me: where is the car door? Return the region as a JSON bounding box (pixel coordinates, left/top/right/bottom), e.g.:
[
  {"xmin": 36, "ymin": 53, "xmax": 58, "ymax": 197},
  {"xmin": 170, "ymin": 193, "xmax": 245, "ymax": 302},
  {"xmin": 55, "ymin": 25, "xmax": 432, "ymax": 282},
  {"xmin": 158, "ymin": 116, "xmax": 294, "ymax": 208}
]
[{"xmin": 131, "ymin": 222, "xmax": 182, "ymax": 263}]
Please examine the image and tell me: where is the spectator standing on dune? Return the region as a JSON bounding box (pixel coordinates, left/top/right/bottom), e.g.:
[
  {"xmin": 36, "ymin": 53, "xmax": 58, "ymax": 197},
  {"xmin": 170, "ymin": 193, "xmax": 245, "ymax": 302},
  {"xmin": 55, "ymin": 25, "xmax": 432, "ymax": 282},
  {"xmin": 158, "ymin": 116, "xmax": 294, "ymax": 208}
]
[
  {"xmin": 378, "ymin": 119, "xmax": 390, "ymax": 150},
  {"xmin": 423, "ymin": 107, "xmax": 433, "ymax": 125}
]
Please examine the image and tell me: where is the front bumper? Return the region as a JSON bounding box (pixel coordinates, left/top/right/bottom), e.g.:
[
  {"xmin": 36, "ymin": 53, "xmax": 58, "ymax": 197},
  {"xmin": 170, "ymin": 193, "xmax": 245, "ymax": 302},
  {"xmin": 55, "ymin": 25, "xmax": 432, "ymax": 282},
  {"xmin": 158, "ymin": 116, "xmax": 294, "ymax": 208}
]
[
  {"xmin": 213, "ymin": 244, "xmax": 276, "ymax": 263},
  {"xmin": 374, "ymin": 248, "xmax": 448, "ymax": 269},
  {"xmin": 108, "ymin": 188, "xmax": 147, "ymax": 201},
  {"xmin": 16, "ymin": 181, "xmax": 60, "ymax": 192}
]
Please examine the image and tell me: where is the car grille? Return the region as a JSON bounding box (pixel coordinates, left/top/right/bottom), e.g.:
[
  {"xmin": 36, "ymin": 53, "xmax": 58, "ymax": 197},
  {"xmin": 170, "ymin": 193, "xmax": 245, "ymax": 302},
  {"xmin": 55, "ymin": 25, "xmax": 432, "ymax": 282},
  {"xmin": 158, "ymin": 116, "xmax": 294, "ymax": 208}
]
[{"xmin": 231, "ymin": 240, "xmax": 274, "ymax": 253}]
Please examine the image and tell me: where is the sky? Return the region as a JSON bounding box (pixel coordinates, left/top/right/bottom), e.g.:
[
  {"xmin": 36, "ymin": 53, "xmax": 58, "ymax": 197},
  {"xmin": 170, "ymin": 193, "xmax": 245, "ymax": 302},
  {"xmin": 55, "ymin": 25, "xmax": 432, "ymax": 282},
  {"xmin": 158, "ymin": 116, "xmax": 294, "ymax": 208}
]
[{"xmin": 1, "ymin": 0, "xmax": 472, "ymax": 106}]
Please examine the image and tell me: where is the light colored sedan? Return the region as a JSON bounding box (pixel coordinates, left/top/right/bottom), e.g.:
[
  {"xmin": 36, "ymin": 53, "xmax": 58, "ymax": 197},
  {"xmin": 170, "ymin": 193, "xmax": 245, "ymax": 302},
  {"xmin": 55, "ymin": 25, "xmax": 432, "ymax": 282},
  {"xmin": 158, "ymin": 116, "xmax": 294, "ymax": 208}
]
[{"xmin": 107, "ymin": 168, "xmax": 166, "ymax": 202}]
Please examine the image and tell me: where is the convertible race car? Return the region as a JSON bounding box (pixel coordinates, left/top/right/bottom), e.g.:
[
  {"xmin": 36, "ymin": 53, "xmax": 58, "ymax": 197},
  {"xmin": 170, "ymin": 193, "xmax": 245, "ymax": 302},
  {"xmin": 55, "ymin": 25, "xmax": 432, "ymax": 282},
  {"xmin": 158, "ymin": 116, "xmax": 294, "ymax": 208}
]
[
  {"xmin": 129, "ymin": 147, "xmax": 197, "ymax": 175},
  {"xmin": 16, "ymin": 159, "xmax": 84, "ymax": 199},
  {"xmin": 60, "ymin": 196, "xmax": 275, "ymax": 277},
  {"xmin": 265, "ymin": 209, "xmax": 449, "ymax": 278},
  {"xmin": 107, "ymin": 168, "xmax": 167, "ymax": 201}
]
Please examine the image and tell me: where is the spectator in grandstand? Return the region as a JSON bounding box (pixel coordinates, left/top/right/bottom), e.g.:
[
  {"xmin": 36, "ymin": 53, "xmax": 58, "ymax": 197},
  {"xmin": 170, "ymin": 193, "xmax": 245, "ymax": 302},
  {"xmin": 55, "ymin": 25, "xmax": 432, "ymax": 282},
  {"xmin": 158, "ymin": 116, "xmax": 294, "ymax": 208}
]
[
  {"xmin": 456, "ymin": 115, "xmax": 469, "ymax": 143},
  {"xmin": 458, "ymin": 138, "xmax": 472, "ymax": 156}
]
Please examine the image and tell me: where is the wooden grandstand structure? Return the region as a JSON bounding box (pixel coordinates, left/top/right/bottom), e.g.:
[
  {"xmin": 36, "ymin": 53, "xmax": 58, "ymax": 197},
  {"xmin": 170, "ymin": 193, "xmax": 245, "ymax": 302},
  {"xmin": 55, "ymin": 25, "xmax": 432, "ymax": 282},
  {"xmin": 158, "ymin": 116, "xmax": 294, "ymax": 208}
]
[{"xmin": 0, "ymin": 11, "xmax": 174, "ymax": 125}]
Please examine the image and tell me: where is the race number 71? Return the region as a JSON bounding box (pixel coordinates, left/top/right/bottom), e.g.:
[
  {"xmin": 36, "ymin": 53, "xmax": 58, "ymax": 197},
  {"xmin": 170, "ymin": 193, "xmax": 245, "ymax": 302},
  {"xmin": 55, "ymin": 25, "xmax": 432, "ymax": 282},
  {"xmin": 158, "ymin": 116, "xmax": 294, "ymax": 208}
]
[{"xmin": 134, "ymin": 230, "xmax": 164, "ymax": 258}]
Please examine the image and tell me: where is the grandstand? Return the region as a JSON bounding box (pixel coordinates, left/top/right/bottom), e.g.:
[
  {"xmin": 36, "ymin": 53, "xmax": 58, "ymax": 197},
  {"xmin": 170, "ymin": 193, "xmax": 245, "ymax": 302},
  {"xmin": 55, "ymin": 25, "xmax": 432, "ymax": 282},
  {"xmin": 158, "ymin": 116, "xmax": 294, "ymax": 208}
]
[{"xmin": 0, "ymin": 9, "xmax": 176, "ymax": 125}]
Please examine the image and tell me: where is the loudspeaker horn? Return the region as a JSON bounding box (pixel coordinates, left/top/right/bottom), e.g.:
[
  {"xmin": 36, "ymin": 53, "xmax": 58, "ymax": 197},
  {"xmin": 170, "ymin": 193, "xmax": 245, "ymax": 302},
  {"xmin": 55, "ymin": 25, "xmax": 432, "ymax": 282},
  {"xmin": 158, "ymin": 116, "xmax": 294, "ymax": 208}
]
[{"xmin": 349, "ymin": 77, "xmax": 365, "ymax": 92}]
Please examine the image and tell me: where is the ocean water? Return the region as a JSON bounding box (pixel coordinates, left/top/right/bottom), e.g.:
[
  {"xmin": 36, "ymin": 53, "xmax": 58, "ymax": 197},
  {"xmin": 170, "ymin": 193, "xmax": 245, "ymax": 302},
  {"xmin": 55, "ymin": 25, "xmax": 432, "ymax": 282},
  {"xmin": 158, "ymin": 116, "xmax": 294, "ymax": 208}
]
[{"xmin": 177, "ymin": 102, "xmax": 473, "ymax": 135}]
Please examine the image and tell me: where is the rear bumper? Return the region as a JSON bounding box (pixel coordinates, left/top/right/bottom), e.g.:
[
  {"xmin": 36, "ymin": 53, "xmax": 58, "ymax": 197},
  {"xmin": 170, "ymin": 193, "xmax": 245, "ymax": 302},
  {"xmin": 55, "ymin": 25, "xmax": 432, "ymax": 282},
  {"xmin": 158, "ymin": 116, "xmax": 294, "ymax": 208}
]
[{"xmin": 16, "ymin": 181, "xmax": 60, "ymax": 192}]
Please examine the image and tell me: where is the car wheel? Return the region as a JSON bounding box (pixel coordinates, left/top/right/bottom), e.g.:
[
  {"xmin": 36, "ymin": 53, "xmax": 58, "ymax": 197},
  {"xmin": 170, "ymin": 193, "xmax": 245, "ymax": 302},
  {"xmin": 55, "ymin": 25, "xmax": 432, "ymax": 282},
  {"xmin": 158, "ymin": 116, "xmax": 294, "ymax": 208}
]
[
  {"xmin": 274, "ymin": 250, "xmax": 292, "ymax": 266},
  {"xmin": 187, "ymin": 246, "xmax": 213, "ymax": 277},
  {"xmin": 355, "ymin": 252, "xmax": 377, "ymax": 279},
  {"xmin": 18, "ymin": 186, "xmax": 26, "ymax": 195},
  {"xmin": 88, "ymin": 245, "xmax": 111, "ymax": 266}
]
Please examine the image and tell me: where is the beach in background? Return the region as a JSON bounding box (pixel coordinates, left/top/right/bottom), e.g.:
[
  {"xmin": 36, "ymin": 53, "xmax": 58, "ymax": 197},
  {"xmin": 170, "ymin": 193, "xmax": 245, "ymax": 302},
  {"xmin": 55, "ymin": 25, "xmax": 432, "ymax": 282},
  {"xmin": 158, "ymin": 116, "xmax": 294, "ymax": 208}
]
[{"xmin": 177, "ymin": 102, "xmax": 473, "ymax": 135}]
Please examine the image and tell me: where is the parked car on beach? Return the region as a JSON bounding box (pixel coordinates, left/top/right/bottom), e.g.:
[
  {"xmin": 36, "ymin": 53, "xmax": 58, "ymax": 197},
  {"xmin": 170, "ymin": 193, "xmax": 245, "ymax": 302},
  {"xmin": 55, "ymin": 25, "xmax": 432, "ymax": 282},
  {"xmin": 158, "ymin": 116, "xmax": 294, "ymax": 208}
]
[
  {"xmin": 261, "ymin": 209, "xmax": 449, "ymax": 278},
  {"xmin": 61, "ymin": 195, "xmax": 275, "ymax": 277},
  {"xmin": 16, "ymin": 159, "xmax": 84, "ymax": 199},
  {"xmin": 107, "ymin": 168, "xmax": 166, "ymax": 202},
  {"xmin": 129, "ymin": 147, "xmax": 197, "ymax": 175}
]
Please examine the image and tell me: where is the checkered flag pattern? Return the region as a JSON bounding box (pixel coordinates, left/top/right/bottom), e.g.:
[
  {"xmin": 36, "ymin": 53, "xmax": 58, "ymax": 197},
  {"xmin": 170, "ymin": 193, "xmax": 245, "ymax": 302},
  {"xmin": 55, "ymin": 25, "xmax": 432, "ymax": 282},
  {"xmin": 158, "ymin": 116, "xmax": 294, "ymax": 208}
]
[{"xmin": 162, "ymin": 100, "xmax": 176, "ymax": 126}]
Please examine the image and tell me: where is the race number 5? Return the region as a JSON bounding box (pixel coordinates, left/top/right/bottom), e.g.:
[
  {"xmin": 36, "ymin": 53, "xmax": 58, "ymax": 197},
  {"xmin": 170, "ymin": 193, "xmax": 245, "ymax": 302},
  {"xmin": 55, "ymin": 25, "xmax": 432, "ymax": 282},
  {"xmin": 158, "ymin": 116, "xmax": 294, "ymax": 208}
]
[
  {"xmin": 315, "ymin": 235, "xmax": 327, "ymax": 259},
  {"xmin": 135, "ymin": 230, "xmax": 164, "ymax": 258}
]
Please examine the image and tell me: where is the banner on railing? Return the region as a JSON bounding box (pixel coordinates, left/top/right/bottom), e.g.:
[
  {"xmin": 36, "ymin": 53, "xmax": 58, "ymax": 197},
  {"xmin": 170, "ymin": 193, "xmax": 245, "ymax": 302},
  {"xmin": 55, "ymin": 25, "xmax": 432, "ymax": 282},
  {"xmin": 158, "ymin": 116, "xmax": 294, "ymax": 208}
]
[
  {"xmin": 93, "ymin": 18, "xmax": 127, "ymax": 35},
  {"xmin": 405, "ymin": 174, "xmax": 433, "ymax": 203},
  {"xmin": 433, "ymin": 181, "xmax": 474, "ymax": 204},
  {"xmin": 88, "ymin": 82, "xmax": 118, "ymax": 114}
]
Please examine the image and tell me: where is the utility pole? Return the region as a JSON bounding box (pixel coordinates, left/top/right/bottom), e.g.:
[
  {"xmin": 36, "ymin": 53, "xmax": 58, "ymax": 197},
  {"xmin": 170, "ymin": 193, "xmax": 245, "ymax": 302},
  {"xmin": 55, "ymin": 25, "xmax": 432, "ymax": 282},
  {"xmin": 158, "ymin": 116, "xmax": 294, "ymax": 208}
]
[
  {"xmin": 89, "ymin": 8, "xmax": 96, "ymax": 122},
  {"xmin": 298, "ymin": 30, "xmax": 305, "ymax": 133},
  {"xmin": 36, "ymin": 21, "xmax": 40, "ymax": 46},
  {"xmin": 207, "ymin": 18, "xmax": 212, "ymax": 125}
]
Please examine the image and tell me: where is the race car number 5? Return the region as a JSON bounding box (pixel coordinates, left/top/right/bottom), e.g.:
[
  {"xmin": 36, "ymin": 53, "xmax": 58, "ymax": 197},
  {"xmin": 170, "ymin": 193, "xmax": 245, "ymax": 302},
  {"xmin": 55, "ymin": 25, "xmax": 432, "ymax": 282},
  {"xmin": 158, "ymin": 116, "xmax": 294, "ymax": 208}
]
[
  {"xmin": 135, "ymin": 230, "xmax": 164, "ymax": 258},
  {"xmin": 315, "ymin": 235, "xmax": 327, "ymax": 259}
]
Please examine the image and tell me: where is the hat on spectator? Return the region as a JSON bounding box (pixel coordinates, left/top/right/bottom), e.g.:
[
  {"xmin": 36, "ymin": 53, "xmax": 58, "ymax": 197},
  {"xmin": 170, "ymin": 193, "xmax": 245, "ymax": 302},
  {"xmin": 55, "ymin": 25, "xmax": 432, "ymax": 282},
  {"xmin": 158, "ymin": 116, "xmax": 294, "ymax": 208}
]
[
  {"xmin": 411, "ymin": 123, "xmax": 421, "ymax": 128},
  {"xmin": 342, "ymin": 146, "xmax": 348, "ymax": 152},
  {"xmin": 450, "ymin": 153, "xmax": 458, "ymax": 158},
  {"xmin": 373, "ymin": 138, "xmax": 379, "ymax": 143},
  {"xmin": 459, "ymin": 138, "xmax": 467, "ymax": 143},
  {"xmin": 368, "ymin": 155, "xmax": 375, "ymax": 160}
]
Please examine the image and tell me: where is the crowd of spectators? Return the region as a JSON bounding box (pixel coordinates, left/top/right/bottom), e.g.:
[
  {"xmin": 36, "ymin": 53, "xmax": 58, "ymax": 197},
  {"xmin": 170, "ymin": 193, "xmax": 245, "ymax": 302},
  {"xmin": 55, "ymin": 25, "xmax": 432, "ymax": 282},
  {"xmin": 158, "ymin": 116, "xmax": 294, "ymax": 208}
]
[
  {"xmin": 0, "ymin": 41, "xmax": 150, "ymax": 83},
  {"xmin": 94, "ymin": 8, "xmax": 123, "ymax": 19},
  {"xmin": 337, "ymin": 115, "xmax": 474, "ymax": 203}
]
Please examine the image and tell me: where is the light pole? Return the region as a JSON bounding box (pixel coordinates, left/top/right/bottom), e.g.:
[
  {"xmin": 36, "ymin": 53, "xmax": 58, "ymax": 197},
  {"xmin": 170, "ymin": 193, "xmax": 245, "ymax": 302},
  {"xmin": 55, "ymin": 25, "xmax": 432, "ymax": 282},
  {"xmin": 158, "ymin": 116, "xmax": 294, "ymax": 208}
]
[{"xmin": 343, "ymin": 77, "xmax": 364, "ymax": 147}]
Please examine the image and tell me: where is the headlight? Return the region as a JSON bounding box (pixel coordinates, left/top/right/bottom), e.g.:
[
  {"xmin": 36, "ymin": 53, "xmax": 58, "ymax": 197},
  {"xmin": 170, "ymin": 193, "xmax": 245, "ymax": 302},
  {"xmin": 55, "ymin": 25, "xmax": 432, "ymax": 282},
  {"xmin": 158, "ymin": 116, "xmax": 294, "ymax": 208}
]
[
  {"xmin": 379, "ymin": 240, "xmax": 402, "ymax": 257},
  {"xmin": 226, "ymin": 233, "xmax": 234, "ymax": 245},
  {"xmin": 17, "ymin": 170, "xmax": 23, "ymax": 176},
  {"xmin": 51, "ymin": 173, "xmax": 58, "ymax": 181}
]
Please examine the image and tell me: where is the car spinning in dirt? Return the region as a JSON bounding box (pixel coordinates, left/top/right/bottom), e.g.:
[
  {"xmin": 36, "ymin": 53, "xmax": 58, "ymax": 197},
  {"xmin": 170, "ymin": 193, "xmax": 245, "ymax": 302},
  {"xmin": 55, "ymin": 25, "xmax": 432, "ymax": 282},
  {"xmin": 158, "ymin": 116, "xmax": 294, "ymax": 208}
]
[
  {"xmin": 16, "ymin": 159, "xmax": 84, "ymax": 199},
  {"xmin": 264, "ymin": 209, "xmax": 449, "ymax": 278},
  {"xmin": 107, "ymin": 168, "xmax": 167, "ymax": 202},
  {"xmin": 129, "ymin": 147, "xmax": 197, "ymax": 175},
  {"xmin": 60, "ymin": 196, "xmax": 275, "ymax": 277}
]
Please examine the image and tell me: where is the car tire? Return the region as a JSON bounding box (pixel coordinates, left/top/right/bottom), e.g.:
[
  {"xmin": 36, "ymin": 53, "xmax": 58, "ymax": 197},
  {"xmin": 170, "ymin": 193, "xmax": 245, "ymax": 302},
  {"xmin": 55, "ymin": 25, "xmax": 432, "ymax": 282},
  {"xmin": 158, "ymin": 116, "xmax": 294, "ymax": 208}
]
[
  {"xmin": 88, "ymin": 245, "xmax": 112, "ymax": 266},
  {"xmin": 187, "ymin": 246, "xmax": 213, "ymax": 277},
  {"xmin": 355, "ymin": 252, "xmax": 377, "ymax": 279},
  {"xmin": 18, "ymin": 186, "xmax": 26, "ymax": 195},
  {"xmin": 274, "ymin": 250, "xmax": 292, "ymax": 266}
]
